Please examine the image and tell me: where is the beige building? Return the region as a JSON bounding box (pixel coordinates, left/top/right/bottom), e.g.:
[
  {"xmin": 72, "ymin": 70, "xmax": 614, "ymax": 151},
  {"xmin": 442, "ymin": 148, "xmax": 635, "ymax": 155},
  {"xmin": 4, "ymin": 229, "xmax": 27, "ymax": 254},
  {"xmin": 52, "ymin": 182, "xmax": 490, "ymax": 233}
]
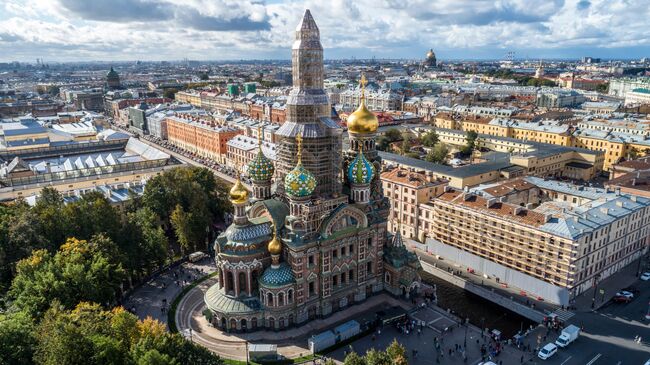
[
  {"xmin": 419, "ymin": 178, "xmax": 650, "ymax": 305},
  {"xmin": 380, "ymin": 167, "xmax": 448, "ymax": 241}
]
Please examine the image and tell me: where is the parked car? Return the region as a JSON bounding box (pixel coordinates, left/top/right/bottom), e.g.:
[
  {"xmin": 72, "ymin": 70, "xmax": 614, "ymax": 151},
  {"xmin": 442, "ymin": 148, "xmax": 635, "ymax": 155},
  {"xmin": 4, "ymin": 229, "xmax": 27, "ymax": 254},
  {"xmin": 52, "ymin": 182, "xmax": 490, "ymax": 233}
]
[
  {"xmin": 641, "ymin": 272, "xmax": 650, "ymax": 281},
  {"xmin": 622, "ymin": 286, "xmax": 640, "ymax": 295},
  {"xmin": 538, "ymin": 343, "xmax": 558, "ymax": 360},
  {"xmin": 615, "ymin": 290, "xmax": 634, "ymax": 299},
  {"xmin": 613, "ymin": 295, "xmax": 633, "ymax": 303}
]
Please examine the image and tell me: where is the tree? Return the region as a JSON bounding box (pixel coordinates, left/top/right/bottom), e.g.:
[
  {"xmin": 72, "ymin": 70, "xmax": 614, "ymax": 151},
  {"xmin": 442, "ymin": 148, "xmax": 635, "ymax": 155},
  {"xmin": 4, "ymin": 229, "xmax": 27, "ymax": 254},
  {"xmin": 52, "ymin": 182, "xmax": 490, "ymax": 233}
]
[
  {"xmin": 627, "ymin": 147, "xmax": 639, "ymax": 160},
  {"xmin": 163, "ymin": 88, "xmax": 178, "ymax": 99},
  {"xmin": 460, "ymin": 130, "xmax": 479, "ymax": 156},
  {"xmin": 400, "ymin": 133, "xmax": 412, "ymax": 155},
  {"xmin": 384, "ymin": 128, "xmax": 402, "ymax": 142},
  {"xmin": 364, "ymin": 349, "xmax": 391, "ymax": 365},
  {"xmin": 35, "ymin": 303, "xmax": 223, "ymax": 365},
  {"xmin": 198, "ymin": 73, "xmax": 209, "ymax": 81},
  {"xmin": 344, "ymin": 351, "xmax": 366, "ymax": 365},
  {"xmin": 9, "ymin": 238, "xmax": 125, "ymax": 318},
  {"xmin": 421, "ymin": 130, "xmax": 439, "ymax": 147},
  {"xmin": 385, "ymin": 339, "xmax": 406, "ymax": 362},
  {"xmin": 425, "ymin": 143, "xmax": 449, "ymax": 164},
  {"xmin": 376, "ymin": 136, "xmax": 390, "ymax": 151},
  {"xmin": 0, "ymin": 311, "xmax": 36, "ymax": 365}
]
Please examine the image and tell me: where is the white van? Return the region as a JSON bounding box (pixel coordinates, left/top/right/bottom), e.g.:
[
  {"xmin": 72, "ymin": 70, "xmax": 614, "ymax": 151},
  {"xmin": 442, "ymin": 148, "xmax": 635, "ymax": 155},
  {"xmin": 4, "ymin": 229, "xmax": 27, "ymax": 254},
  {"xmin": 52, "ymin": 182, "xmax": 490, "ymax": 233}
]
[
  {"xmin": 538, "ymin": 343, "xmax": 558, "ymax": 360},
  {"xmin": 188, "ymin": 251, "xmax": 208, "ymax": 262}
]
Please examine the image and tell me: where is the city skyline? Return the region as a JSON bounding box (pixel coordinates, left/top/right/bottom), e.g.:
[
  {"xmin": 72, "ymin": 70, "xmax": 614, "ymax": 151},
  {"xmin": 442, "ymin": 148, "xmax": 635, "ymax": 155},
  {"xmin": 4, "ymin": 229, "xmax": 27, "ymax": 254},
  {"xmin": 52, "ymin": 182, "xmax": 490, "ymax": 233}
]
[{"xmin": 1, "ymin": 0, "xmax": 649, "ymax": 62}]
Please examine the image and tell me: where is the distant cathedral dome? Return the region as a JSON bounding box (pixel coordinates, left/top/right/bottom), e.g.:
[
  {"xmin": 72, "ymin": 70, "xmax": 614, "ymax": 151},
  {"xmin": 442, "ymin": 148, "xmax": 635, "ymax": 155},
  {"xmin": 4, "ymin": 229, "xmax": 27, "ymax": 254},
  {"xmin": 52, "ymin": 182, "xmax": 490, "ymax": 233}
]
[
  {"xmin": 348, "ymin": 148, "xmax": 374, "ymax": 185},
  {"xmin": 424, "ymin": 49, "xmax": 437, "ymax": 68},
  {"xmin": 247, "ymin": 146, "xmax": 274, "ymax": 182},
  {"xmin": 228, "ymin": 179, "xmax": 249, "ymax": 204},
  {"xmin": 106, "ymin": 67, "xmax": 120, "ymax": 89}
]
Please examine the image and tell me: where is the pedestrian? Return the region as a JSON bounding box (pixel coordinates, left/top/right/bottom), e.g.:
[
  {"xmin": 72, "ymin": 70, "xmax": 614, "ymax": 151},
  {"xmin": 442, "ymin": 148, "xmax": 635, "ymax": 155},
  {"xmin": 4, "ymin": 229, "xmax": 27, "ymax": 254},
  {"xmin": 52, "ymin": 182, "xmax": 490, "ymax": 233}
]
[
  {"xmin": 520, "ymin": 355, "xmax": 524, "ymax": 363},
  {"xmin": 448, "ymin": 348, "xmax": 452, "ymax": 356}
]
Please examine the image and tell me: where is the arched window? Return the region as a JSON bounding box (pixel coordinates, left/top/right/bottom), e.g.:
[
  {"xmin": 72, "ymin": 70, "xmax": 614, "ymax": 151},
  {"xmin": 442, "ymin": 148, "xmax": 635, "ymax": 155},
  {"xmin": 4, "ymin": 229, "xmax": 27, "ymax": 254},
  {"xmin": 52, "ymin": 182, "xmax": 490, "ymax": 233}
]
[
  {"xmin": 238, "ymin": 272, "xmax": 247, "ymax": 294},
  {"xmin": 241, "ymin": 318, "xmax": 247, "ymax": 331},
  {"xmin": 251, "ymin": 270, "xmax": 259, "ymax": 293},
  {"xmin": 278, "ymin": 292, "xmax": 284, "ymax": 306},
  {"xmin": 279, "ymin": 317, "xmax": 285, "ymax": 329},
  {"xmin": 288, "ymin": 314, "xmax": 294, "ymax": 326},
  {"xmin": 251, "ymin": 317, "xmax": 257, "ymax": 329},
  {"xmin": 267, "ymin": 292, "xmax": 274, "ymax": 306},
  {"xmin": 226, "ymin": 272, "xmax": 234, "ymax": 294},
  {"xmin": 219, "ymin": 269, "xmax": 224, "ymax": 289},
  {"xmin": 230, "ymin": 318, "xmax": 237, "ymax": 330},
  {"xmin": 287, "ymin": 289, "xmax": 293, "ymax": 303},
  {"xmin": 221, "ymin": 317, "xmax": 226, "ymax": 328},
  {"xmin": 268, "ymin": 317, "xmax": 275, "ymax": 329}
]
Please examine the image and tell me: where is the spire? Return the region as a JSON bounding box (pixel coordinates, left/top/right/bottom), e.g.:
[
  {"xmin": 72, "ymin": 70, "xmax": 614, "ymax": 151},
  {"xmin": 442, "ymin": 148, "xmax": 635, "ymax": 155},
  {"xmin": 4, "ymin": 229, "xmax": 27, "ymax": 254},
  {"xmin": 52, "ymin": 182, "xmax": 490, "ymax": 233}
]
[
  {"xmin": 392, "ymin": 219, "xmax": 404, "ymax": 247},
  {"xmin": 296, "ymin": 9, "xmax": 319, "ymax": 36}
]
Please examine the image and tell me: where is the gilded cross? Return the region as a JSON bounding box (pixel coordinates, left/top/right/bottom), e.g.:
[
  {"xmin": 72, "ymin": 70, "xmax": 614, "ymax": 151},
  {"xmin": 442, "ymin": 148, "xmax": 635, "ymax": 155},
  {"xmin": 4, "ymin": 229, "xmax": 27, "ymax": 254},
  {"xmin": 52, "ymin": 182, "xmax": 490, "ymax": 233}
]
[
  {"xmin": 296, "ymin": 132, "xmax": 303, "ymax": 164},
  {"xmin": 360, "ymin": 72, "xmax": 367, "ymax": 99}
]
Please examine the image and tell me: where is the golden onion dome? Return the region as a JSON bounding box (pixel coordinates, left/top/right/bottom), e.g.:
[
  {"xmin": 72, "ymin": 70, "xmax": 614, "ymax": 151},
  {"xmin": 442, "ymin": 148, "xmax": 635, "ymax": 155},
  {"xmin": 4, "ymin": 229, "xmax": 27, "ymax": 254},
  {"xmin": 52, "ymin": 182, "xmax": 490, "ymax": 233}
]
[
  {"xmin": 229, "ymin": 179, "xmax": 249, "ymax": 204},
  {"xmin": 426, "ymin": 49, "xmax": 436, "ymax": 59},
  {"xmin": 347, "ymin": 98, "xmax": 378, "ymax": 134},
  {"xmin": 267, "ymin": 231, "xmax": 282, "ymax": 255}
]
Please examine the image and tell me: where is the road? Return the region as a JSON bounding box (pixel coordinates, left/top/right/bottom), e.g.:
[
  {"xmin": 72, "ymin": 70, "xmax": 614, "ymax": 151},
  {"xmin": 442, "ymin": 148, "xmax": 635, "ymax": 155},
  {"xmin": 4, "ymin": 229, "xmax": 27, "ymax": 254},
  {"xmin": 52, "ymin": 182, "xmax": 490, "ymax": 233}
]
[{"xmin": 534, "ymin": 277, "xmax": 650, "ymax": 365}]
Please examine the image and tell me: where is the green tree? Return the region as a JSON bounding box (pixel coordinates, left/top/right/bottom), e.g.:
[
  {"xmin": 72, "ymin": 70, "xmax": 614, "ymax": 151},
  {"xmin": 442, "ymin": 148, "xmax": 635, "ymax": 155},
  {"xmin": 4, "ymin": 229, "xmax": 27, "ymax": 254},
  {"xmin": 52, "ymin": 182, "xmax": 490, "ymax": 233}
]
[
  {"xmin": 199, "ymin": 73, "xmax": 209, "ymax": 81},
  {"xmin": 364, "ymin": 348, "xmax": 391, "ymax": 365},
  {"xmin": 376, "ymin": 136, "xmax": 390, "ymax": 151},
  {"xmin": 400, "ymin": 133, "xmax": 412, "ymax": 155},
  {"xmin": 425, "ymin": 143, "xmax": 449, "ymax": 164},
  {"xmin": 343, "ymin": 351, "xmax": 366, "ymax": 365},
  {"xmin": 163, "ymin": 88, "xmax": 178, "ymax": 99},
  {"xmin": 627, "ymin": 147, "xmax": 639, "ymax": 160},
  {"xmin": 0, "ymin": 311, "xmax": 36, "ymax": 365},
  {"xmin": 9, "ymin": 238, "xmax": 125, "ymax": 318},
  {"xmin": 461, "ymin": 130, "xmax": 479, "ymax": 156},
  {"xmin": 421, "ymin": 130, "xmax": 439, "ymax": 147},
  {"xmin": 384, "ymin": 128, "xmax": 402, "ymax": 142},
  {"xmin": 385, "ymin": 339, "xmax": 406, "ymax": 362}
]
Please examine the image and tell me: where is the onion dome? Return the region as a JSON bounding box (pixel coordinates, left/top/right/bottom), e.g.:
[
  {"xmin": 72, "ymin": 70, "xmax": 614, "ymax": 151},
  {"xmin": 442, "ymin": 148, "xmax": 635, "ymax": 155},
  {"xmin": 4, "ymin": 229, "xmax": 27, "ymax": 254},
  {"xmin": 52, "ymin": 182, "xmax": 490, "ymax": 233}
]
[
  {"xmin": 229, "ymin": 178, "xmax": 249, "ymax": 204},
  {"xmin": 247, "ymin": 132, "xmax": 274, "ymax": 181},
  {"xmin": 260, "ymin": 262, "xmax": 295, "ymax": 287},
  {"xmin": 106, "ymin": 67, "xmax": 119, "ymax": 79},
  {"xmin": 348, "ymin": 147, "xmax": 374, "ymax": 185},
  {"xmin": 426, "ymin": 49, "xmax": 436, "ymax": 60},
  {"xmin": 284, "ymin": 133, "xmax": 317, "ymax": 198},
  {"xmin": 347, "ymin": 73, "xmax": 378, "ymax": 134},
  {"xmin": 267, "ymin": 228, "xmax": 282, "ymax": 255}
]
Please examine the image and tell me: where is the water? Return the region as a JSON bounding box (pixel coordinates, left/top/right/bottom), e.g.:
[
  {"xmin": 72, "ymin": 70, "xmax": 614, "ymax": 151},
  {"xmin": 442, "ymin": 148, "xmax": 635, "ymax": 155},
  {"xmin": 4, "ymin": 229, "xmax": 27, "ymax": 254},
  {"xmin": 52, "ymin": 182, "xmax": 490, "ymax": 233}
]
[{"xmin": 421, "ymin": 271, "xmax": 535, "ymax": 338}]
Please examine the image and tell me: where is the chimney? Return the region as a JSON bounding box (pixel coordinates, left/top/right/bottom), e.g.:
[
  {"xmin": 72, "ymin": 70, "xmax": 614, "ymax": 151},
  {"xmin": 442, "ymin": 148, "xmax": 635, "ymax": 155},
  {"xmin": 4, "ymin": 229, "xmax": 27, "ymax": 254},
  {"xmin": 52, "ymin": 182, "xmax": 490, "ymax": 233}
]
[
  {"xmin": 615, "ymin": 187, "xmax": 621, "ymax": 196},
  {"xmin": 513, "ymin": 206, "xmax": 525, "ymax": 215},
  {"xmin": 544, "ymin": 213, "xmax": 552, "ymax": 223},
  {"xmin": 600, "ymin": 207, "xmax": 609, "ymax": 215},
  {"xmin": 616, "ymin": 200, "xmax": 624, "ymax": 208},
  {"xmin": 444, "ymin": 185, "xmax": 454, "ymax": 193},
  {"xmin": 630, "ymin": 195, "xmax": 638, "ymax": 202},
  {"xmin": 463, "ymin": 192, "xmax": 473, "ymax": 201},
  {"xmin": 486, "ymin": 198, "xmax": 497, "ymax": 208}
]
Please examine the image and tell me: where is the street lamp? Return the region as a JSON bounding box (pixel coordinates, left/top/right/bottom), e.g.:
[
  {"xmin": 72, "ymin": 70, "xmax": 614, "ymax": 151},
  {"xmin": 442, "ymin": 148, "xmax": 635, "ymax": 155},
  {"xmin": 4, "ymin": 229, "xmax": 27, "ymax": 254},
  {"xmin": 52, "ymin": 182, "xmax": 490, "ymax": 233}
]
[
  {"xmin": 464, "ymin": 317, "xmax": 469, "ymax": 347},
  {"xmin": 591, "ymin": 273, "xmax": 601, "ymax": 309}
]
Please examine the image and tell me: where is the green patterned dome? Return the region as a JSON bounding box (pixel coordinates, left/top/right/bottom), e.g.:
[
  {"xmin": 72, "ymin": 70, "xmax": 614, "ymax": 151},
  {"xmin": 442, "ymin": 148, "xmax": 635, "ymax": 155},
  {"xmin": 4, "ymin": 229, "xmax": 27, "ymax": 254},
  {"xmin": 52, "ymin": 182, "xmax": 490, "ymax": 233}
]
[
  {"xmin": 247, "ymin": 148, "xmax": 274, "ymax": 182},
  {"xmin": 348, "ymin": 149, "xmax": 374, "ymax": 185},
  {"xmin": 284, "ymin": 163, "xmax": 316, "ymax": 197},
  {"xmin": 260, "ymin": 262, "xmax": 295, "ymax": 287}
]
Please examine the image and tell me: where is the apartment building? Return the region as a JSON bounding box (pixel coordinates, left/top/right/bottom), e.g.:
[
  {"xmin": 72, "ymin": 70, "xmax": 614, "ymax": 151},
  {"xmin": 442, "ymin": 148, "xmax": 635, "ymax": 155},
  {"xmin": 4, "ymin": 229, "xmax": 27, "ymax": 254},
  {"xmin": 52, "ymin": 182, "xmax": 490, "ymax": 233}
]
[
  {"xmin": 380, "ymin": 167, "xmax": 448, "ymax": 241},
  {"xmin": 165, "ymin": 114, "xmax": 240, "ymax": 164},
  {"xmin": 419, "ymin": 179, "xmax": 650, "ymax": 305}
]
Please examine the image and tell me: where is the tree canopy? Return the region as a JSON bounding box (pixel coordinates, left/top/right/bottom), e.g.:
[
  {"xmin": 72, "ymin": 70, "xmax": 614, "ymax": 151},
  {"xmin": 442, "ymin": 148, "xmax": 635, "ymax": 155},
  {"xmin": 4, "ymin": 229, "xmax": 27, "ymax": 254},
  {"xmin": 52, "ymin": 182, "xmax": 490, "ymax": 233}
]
[
  {"xmin": 343, "ymin": 339, "xmax": 408, "ymax": 365},
  {"xmin": 421, "ymin": 130, "xmax": 439, "ymax": 147},
  {"xmin": 425, "ymin": 143, "xmax": 449, "ymax": 164}
]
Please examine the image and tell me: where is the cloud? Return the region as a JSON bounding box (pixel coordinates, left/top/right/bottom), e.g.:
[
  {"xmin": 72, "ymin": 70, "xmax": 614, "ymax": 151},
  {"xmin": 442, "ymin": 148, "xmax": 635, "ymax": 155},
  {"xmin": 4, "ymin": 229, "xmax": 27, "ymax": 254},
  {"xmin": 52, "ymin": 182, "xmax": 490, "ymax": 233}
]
[
  {"xmin": 57, "ymin": 0, "xmax": 173, "ymax": 22},
  {"xmin": 0, "ymin": 0, "xmax": 649, "ymax": 61}
]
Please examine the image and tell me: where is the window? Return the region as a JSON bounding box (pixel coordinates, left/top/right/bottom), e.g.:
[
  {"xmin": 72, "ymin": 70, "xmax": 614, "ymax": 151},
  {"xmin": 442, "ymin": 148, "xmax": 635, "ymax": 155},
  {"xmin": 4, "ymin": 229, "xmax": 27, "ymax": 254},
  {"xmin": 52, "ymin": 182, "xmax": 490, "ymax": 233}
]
[
  {"xmin": 308, "ymin": 255, "xmax": 314, "ymax": 266},
  {"xmin": 349, "ymin": 244, "xmax": 354, "ymax": 254},
  {"xmin": 332, "ymin": 275, "xmax": 338, "ymax": 286},
  {"xmin": 367, "ymin": 237, "xmax": 373, "ymax": 247},
  {"xmin": 366, "ymin": 262, "xmax": 373, "ymax": 274},
  {"xmin": 341, "ymin": 246, "xmax": 346, "ymax": 256},
  {"xmin": 333, "ymin": 249, "xmax": 338, "ymax": 258},
  {"xmin": 309, "ymin": 281, "xmax": 315, "ymax": 297},
  {"xmin": 349, "ymin": 269, "xmax": 354, "ymax": 281}
]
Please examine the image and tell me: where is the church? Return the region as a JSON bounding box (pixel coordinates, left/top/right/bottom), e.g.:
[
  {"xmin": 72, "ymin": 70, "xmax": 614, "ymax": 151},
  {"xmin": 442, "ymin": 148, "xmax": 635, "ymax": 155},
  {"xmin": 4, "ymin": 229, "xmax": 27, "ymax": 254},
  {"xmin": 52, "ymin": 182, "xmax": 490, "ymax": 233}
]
[{"xmin": 204, "ymin": 9, "xmax": 421, "ymax": 332}]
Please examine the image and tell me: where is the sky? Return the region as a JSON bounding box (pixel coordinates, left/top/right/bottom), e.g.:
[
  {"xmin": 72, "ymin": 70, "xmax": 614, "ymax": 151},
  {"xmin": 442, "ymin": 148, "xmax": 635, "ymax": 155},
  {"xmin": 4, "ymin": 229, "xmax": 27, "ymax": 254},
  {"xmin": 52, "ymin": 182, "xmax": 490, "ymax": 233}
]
[{"xmin": 0, "ymin": 0, "xmax": 649, "ymax": 62}]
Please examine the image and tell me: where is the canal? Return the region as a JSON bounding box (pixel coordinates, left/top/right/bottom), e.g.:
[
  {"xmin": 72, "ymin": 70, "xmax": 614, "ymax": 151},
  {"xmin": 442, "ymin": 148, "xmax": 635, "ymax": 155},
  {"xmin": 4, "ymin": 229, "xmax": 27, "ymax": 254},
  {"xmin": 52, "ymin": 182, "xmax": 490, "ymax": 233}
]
[{"xmin": 421, "ymin": 271, "xmax": 536, "ymax": 338}]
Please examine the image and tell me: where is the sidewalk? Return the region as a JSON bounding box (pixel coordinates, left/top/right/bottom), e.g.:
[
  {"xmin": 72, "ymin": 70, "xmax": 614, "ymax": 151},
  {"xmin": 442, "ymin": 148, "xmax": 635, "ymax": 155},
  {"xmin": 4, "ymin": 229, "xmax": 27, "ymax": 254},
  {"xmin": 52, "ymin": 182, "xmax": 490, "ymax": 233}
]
[
  {"xmin": 122, "ymin": 258, "xmax": 216, "ymax": 326},
  {"xmin": 573, "ymin": 256, "xmax": 645, "ymax": 311}
]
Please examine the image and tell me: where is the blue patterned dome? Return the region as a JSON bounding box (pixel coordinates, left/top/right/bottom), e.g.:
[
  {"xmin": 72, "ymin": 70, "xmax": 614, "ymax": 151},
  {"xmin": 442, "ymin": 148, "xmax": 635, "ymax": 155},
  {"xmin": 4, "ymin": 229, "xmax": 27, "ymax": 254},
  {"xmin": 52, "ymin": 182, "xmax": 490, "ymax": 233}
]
[
  {"xmin": 285, "ymin": 163, "xmax": 316, "ymax": 197},
  {"xmin": 260, "ymin": 262, "xmax": 295, "ymax": 287},
  {"xmin": 348, "ymin": 149, "xmax": 374, "ymax": 185},
  {"xmin": 247, "ymin": 148, "xmax": 274, "ymax": 182}
]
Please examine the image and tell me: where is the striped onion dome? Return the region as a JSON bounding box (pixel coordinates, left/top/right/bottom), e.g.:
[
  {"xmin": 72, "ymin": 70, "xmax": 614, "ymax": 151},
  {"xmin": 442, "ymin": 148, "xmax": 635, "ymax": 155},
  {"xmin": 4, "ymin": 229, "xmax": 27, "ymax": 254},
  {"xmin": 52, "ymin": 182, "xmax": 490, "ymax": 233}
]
[{"xmin": 348, "ymin": 148, "xmax": 374, "ymax": 185}]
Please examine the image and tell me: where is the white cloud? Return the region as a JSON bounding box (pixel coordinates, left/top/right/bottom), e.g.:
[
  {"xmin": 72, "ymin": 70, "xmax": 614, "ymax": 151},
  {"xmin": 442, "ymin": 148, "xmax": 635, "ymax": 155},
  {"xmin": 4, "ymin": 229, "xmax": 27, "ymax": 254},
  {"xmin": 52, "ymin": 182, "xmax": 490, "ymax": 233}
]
[{"xmin": 0, "ymin": 0, "xmax": 648, "ymax": 61}]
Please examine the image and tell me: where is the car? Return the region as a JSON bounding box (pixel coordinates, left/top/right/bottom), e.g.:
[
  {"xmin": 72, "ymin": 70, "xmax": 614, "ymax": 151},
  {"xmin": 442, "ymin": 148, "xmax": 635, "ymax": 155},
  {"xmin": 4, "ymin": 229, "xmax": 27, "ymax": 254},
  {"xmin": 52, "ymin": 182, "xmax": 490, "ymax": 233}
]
[
  {"xmin": 622, "ymin": 286, "xmax": 640, "ymax": 295},
  {"xmin": 538, "ymin": 343, "xmax": 558, "ymax": 360},
  {"xmin": 641, "ymin": 272, "xmax": 650, "ymax": 281},
  {"xmin": 613, "ymin": 295, "xmax": 633, "ymax": 303},
  {"xmin": 615, "ymin": 290, "xmax": 634, "ymax": 299}
]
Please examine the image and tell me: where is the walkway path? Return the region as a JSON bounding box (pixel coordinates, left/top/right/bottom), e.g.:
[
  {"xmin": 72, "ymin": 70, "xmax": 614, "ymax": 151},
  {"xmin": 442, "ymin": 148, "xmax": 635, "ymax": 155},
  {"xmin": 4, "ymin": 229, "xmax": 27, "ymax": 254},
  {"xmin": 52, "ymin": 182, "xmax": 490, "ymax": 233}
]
[
  {"xmin": 122, "ymin": 258, "xmax": 215, "ymax": 327},
  {"xmin": 175, "ymin": 279, "xmax": 416, "ymax": 361}
]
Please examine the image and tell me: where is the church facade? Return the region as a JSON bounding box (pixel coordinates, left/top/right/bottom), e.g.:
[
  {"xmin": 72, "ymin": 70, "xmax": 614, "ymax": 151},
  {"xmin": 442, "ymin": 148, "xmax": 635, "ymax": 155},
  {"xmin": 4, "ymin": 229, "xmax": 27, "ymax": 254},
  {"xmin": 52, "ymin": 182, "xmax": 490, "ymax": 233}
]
[{"xmin": 204, "ymin": 9, "xmax": 421, "ymax": 332}]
